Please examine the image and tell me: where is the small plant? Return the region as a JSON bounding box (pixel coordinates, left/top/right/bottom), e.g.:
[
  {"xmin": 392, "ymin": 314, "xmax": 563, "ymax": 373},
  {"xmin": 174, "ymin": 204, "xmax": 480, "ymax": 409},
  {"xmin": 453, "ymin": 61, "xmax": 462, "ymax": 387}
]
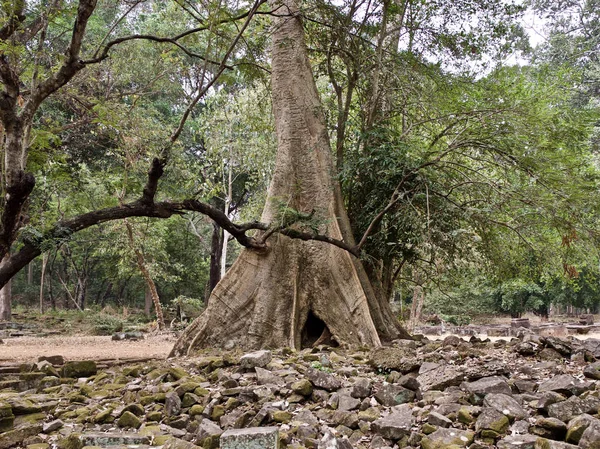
[{"xmin": 91, "ymin": 313, "xmax": 125, "ymax": 335}]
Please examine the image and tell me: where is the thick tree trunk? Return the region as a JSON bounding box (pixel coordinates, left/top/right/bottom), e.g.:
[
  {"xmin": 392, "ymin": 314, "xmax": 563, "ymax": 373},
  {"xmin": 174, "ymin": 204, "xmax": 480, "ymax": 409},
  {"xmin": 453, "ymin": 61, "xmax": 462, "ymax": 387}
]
[{"xmin": 171, "ymin": 0, "xmax": 409, "ymax": 356}]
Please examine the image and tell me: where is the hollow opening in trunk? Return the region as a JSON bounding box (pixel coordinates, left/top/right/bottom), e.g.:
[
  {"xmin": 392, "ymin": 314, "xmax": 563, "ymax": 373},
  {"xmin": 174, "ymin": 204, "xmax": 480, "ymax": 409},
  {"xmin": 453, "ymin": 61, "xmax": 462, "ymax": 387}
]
[{"xmin": 301, "ymin": 310, "xmax": 337, "ymax": 348}]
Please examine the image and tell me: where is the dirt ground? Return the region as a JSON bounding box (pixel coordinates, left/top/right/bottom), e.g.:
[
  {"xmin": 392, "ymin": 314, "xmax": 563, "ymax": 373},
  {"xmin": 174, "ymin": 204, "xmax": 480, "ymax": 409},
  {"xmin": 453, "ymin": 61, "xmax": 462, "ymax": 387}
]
[{"xmin": 0, "ymin": 333, "xmax": 177, "ymax": 363}]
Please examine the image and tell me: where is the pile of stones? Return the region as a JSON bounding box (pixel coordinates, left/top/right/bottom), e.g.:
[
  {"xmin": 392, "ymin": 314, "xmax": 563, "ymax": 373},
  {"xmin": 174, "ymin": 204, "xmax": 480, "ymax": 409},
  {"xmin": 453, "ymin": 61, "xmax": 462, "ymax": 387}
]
[{"xmin": 1, "ymin": 332, "xmax": 600, "ymax": 449}]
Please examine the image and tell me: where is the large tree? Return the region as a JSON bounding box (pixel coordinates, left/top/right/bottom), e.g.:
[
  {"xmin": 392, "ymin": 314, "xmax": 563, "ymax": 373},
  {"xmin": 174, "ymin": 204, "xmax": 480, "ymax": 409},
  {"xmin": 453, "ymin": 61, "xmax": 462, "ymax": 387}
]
[{"xmin": 171, "ymin": 0, "xmax": 410, "ymax": 354}]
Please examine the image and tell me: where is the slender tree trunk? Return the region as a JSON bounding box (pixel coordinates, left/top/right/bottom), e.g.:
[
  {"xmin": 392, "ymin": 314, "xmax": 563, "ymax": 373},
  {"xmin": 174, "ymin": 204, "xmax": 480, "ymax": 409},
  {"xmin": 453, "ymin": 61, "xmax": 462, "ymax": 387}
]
[
  {"xmin": 28, "ymin": 261, "xmax": 33, "ymax": 285},
  {"xmin": 100, "ymin": 282, "xmax": 112, "ymax": 308},
  {"xmin": 171, "ymin": 0, "xmax": 409, "ymax": 356},
  {"xmin": 125, "ymin": 221, "xmax": 165, "ymax": 330},
  {"xmin": 0, "ymin": 255, "xmax": 11, "ymax": 321},
  {"xmin": 39, "ymin": 253, "xmax": 48, "ymax": 313},
  {"xmin": 144, "ymin": 285, "xmax": 152, "ymax": 318},
  {"xmin": 409, "ymin": 271, "xmax": 424, "ymax": 331},
  {"xmin": 207, "ymin": 222, "xmax": 223, "ymax": 301},
  {"xmin": 220, "ymin": 151, "xmax": 233, "ymax": 279}
]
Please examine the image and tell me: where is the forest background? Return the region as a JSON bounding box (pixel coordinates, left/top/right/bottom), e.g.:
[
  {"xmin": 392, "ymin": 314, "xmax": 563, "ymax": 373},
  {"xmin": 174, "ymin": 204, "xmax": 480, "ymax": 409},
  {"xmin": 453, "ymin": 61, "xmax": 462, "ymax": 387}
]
[{"xmin": 1, "ymin": 0, "xmax": 599, "ymax": 329}]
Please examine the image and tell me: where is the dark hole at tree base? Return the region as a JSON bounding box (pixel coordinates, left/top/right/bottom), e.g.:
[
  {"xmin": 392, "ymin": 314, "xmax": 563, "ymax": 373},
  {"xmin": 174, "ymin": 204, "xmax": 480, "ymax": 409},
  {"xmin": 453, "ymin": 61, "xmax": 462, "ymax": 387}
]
[{"xmin": 301, "ymin": 310, "xmax": 338, "ymax": 348}]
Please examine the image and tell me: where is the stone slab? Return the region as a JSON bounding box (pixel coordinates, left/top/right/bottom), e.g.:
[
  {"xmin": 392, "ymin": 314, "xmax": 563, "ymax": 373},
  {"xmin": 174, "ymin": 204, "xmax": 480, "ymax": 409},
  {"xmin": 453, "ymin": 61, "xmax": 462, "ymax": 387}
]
[{"xmin": 220, "ymin": 427, "xmax": 279, "ymax": 449}]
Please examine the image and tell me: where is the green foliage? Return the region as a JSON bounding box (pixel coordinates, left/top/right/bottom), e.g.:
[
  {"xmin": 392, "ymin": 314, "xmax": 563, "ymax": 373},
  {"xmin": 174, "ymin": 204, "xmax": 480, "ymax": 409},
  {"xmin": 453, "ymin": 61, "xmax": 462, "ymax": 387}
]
[
  {"xmin": 90, "ymin": 313, "xmax": 125, "ymax": 335},
  {"xmin": 171, "ymin": 295, "xmax": 205, "ymax": 320}
]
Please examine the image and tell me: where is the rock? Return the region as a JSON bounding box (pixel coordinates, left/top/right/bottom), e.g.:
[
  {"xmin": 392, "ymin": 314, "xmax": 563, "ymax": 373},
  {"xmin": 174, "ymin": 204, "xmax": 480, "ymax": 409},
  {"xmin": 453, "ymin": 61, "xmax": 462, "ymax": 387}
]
[
  {"xmin": 517, "ymin": 342, "xmax": 537, "ymax": 356},
  {"xmin": 255, "ymin": 367, "xmax": 285, "ymax": 386},
  {"xmin": 162, "ymin": 437, "xmax": 202, "ymax": 449},
  {"xmin": 337, "ymin": 394, "xmax": 361, "ymax": 411},
  {"xmin": 271, "ymin": 410, "xmax": 291, "ymax": 423},
  {"xmin": 514, "ymin": 379, "xmax": 537, "ymax": 394},
  {"xmin": 291, "ymin": 379, "xmax": 313, "ymax": 396},
  {"xmin": 536, "ymin": 440, "xmax": 581, "ymax": 449},
  {"xmin": 165, "ymin": 391, "xmax": 182, "ymax": 417},
  {"xmin": 374, "ymin": 384, "xmax": 415, "ymax": 406},
  {"xmin": 583, "ymin": 362, "xmax": 600, "ymax": 380},
  {"xmin": 483, "ymin": 393, "xmax": 527, "ymax": 420},
  {"xmin": 220, "ymin": 427, "xmax": 279, "ymax": 449},
  {"xmin": 538, "ymin": 374, "xmax": 591, "ymax": 396},
  {"xmin": 37, "ymin": 355, "xmax": 65, "ymax": 365},
  {"xmin": 306, "ymin": 368, "xmax": 342, "ymax": 392},
  {"xmin": 540, "ymin": 337, "xmax": 573, "ymax": 357},
  {"xmin": 79, "ymin": 432, "xmax": 150, "ymax": 446},
  {"xmin": 318, "ymin": 430, "xmax": 353, "ymax": 449},
  {"xmin": 443, "ymin": 335, "xmax": 463, "ymax": 347},
  {"xmin": 428, "ymin": 411, "xmax": 452, "ymax": 428},
  {"xmin": 123, "ymin": 403, "xmax": 145, "ymax": 416},
  {"xmin": 195, "ymin": 418, "xmax": 223, "ymax": 448},
  {"xmin": 240, "ymin": 350, "xmax": 272, "ymax": 369},
  {"xmin": 464, "ymin": 376, "xmax": 512, "ymax": 396},
  {"xmin": 111, "ymin": 331, "xmax": 144, "ymax": 341},
  {"xmin": 351, "ymin": 378, "xmax": 372, "ymax": 398},
  {"xmin": 548, "ymin": 395, "xmax": 600, "ymax": 422},
  {"xmin": 421, "ymin": 428, "xmax": 475, "ymax": 449},
  {"xmin": 62, "ymin": 361, "xmax": 97, "ymax": 378},
  {"xmin": 42, "ymin": 419, "xmax": 63, "ymax": 433},
  {"xmin": 566, "ymin": 413, "xmax": 600, "ymax": 444},
  {"xmin": 539, "ymin": 348, "xmax": 565, "ymax": 361},
  {"xmin": 537, "ymin": 392, "xmax": 566, "ymax": 412},
  {"xmin": 583, "ymin": 339, "xmax": 600, "ymax": 358},
  {"xmin": 476, "ymin": 408, "xmax": 510, "ymax": 437},
  {"xmin": 56, "ymin": 435, "xmax": 82, "ymax": 449},
  {"xmin": 0, "ymin": 424, "xmax": 43, "ymax": 449},
  {"xmin": 371, "ymin": 405, "xmax": 414, "ymax": 440},
  {"xmin": 117, "ymin": 410, "xmax": 142, "ymax": 429},
  {"xmin": 579, "ymin": 420, "xmax": 600, "ymax": 449},
  {"xmin": 369, "ymin": 348, "xmax": 420, "ymax": 373},
  {"xmin": 531, "ymin": 417, "xmax": 567, "ymax": 440},
  {"xmin": 496, "ymin": 434, "xmax": 538, "ymax": 449},
  {"xmin": 417, "ymin": 364, "xmax": 465, "ymax": 392},
  {"xmin": 0, "ymin": 402, "xmax": 14, "ymax": 432}
]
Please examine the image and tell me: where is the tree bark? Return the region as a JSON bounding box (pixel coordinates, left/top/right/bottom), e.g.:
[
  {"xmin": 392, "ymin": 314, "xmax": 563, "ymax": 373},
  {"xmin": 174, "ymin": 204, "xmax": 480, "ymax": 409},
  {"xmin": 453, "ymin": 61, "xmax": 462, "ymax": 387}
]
[
  {"xmin": 144, "ymin": 285, "xmax": 152, "ymax": 318},
  {"xmin": 39, "ymin": 253, "xmax": 47, "ymax": 313},
  {"xmin": 207, "ymin": 222, "xmax": 223, "ymax": 301},
  {"xmin": 0, "ymin": 256, "xmax": 11, "ymax": 321},
  {"xmin": 125, "ymin": 221, "xmax": 165, "ymax": 329},
  {"xmin": 171, "ymin": 0, "xmax": 410, "ymax": 356}
]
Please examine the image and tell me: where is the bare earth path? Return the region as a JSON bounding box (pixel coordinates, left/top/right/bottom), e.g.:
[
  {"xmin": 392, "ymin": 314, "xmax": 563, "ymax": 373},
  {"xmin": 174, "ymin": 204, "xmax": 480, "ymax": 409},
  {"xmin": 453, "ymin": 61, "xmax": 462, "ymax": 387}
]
[{"xmin": 0, "ymin": 334, "xmax": 176, "ymax": 363}]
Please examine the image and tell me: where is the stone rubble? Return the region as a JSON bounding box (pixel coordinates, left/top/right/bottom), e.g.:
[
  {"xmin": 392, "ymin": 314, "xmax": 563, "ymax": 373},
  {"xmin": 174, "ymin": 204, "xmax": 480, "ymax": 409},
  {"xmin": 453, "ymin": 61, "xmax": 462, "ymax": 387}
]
[{"xmin": 1, "ymin": 332, "xmax": 600, "ymax": 448}]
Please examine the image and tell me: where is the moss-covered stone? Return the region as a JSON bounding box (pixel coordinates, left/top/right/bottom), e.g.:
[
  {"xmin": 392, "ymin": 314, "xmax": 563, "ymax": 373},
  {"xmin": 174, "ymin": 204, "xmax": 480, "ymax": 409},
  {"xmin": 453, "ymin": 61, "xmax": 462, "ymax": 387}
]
[
  {"xmin": 146, "ymin": 411, "xmax": 162, "ymax": 422},
  {"xmin": 123, "ymin": 403, "xmax": 145, "ymax": 416},
  {"xmin": 272, "ymin": 410, "xmax": 292, "ymax": 423},
  {"xmin": 193, "ymin": 387, "xmax": 209, "ymax": 397},
  {"xmin": 0, "ymin": 402, "xmax": 14, "ymax": 432},
  {"xmin": 181, "ymin": 393, "xmax": 199, "ymax": 408},
  {"xmin": 291, "ymin": 379, "xmax": 313, "ymax": 397},
  {"xmin": 169, "ymin": 367, "xmax": 188, "ymax": 381},
  {"xmin": 140, "ymin": 393, "xmax": 166, "ymax": 405},
  {"xmin": 57, "ymin": 434, "xmax": 83, "ymax": 449},
  {"xmin": 190, "ymin": 405, "xmax": 204, "ymax": 416},
  {"xmin": 62, "ymin": 361, "xmax": 97, "ymax": 378},
  {"xmin": 210, "ymin": 405, "xmax": 225, "ymax": 421},
  {"xmin": 93, "ymin": 408, "xmax": 114, "ymax": 424},
  {"xmin": 458, "ymin": 408, "xmax": 474, "ymax": 424},
  {"xmin": 423, "ymin": 423, "xmax": 437, "ymax": 434},
  {"xmin": 117, "ymin": 411, "xmax": 142, "ymax": 429}
]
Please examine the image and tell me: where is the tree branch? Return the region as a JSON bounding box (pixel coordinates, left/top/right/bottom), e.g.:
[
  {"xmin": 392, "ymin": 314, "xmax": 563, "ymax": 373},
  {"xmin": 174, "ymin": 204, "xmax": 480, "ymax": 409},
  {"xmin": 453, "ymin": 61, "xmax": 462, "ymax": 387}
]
[{"xmin": 21, "ymin": 0, "xmax": 98, "ymax": 122}]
